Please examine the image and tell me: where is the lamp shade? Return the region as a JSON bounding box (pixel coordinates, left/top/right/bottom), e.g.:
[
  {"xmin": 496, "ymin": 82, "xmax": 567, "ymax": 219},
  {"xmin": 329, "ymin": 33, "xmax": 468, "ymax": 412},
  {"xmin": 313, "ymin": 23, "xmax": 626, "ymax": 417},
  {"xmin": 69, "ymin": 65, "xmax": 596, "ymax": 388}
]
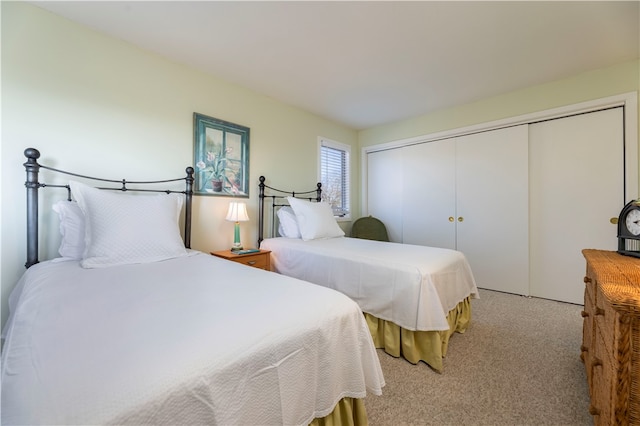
[{"xmin": 226, "ymin": 202, "xmax": 249, "ymax": 222}]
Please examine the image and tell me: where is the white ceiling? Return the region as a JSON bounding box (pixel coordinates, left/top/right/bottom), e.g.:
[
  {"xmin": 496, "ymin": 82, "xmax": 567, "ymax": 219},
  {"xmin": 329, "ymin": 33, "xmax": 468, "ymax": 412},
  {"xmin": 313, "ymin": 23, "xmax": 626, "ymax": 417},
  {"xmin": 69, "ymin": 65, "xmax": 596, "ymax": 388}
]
[{"xmin": 31, "ymin": 1, "xmax": 640, "ymax": 130}]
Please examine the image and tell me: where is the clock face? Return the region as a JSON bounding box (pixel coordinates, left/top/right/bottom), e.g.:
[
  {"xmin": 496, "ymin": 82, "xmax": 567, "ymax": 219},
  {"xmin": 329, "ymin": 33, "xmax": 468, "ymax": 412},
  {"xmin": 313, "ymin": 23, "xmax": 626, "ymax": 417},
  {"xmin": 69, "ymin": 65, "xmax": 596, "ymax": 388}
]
[{"xmin": 626, "ymin": 209, "xmax": 640, "ymax": 236}]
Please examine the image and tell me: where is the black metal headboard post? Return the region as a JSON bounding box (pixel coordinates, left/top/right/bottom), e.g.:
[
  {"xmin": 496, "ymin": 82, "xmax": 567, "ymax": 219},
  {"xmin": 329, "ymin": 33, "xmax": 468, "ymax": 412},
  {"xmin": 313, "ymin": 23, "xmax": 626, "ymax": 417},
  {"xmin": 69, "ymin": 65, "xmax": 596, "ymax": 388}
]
[
  {"xmin": 258, "ymin": 176, "xmax": 266, "ymax": 247},
  {"xmin": 184, "ymin": 169, "xmax": 194, "ymax": 249},
  {"xmin": 23, "ymin": 148, "xmax": 194, "ymax": 268},
  {"xmin": 24, "ymin": 148, "xmax": 41, "ymax": 268},
  {"xmin": 257, "ymin": 175, "xmax": 322, "ymax": 246}
]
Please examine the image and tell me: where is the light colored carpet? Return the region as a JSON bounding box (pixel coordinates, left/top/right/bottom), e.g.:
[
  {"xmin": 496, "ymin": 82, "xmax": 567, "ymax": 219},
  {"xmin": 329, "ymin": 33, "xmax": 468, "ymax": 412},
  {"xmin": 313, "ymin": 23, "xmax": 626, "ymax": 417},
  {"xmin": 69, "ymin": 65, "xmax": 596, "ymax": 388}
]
[{"xmin": 364, "ymin": 289, "xmax": 592, "ymax": 425}]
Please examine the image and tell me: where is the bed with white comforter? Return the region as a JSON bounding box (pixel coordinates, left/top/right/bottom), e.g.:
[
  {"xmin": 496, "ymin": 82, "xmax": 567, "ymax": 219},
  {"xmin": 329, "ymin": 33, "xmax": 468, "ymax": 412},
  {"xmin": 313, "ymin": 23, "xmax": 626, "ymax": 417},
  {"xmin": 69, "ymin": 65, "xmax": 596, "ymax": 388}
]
[
  {"xmin": 258, "ymin": 185, "xmax": 480, "ymax": 372},
  {"xmin": 3, "ymin": 156, "xmax": 384, "ymax": 426},
  {"xmin": 261, "ymin": 237, "xmax": 478, "ymax": 332},
  {"xmin": 261, "ymin": 236, "xmax": 478, "ymax": 372},
  {"xmin": 1, "ymin": 252, "xmax": 384, "ymax": 425}
]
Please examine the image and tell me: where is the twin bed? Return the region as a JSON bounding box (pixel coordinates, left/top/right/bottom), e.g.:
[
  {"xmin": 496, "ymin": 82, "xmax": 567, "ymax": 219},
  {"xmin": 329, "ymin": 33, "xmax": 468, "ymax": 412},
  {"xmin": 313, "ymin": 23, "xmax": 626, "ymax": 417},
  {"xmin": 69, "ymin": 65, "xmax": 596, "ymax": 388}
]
[
  {"xmin": 258, "ymin": 176, "xmax": 479, "ymax": 373},
  {"xmin": 1, "ymin": 149, "xmax": 384, "ymax": 425}
]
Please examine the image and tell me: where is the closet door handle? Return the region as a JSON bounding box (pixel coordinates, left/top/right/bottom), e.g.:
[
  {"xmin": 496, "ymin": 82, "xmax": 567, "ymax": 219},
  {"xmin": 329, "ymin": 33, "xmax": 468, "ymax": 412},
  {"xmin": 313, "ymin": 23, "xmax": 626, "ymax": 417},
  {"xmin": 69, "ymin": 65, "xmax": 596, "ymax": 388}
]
[
  {"xmin": 448, "ymin": 217, "xmax": 454, "ymax": 222},
  {"xmin": 458, "ymin": 217, "xmax": 464, "ymax": 222}
]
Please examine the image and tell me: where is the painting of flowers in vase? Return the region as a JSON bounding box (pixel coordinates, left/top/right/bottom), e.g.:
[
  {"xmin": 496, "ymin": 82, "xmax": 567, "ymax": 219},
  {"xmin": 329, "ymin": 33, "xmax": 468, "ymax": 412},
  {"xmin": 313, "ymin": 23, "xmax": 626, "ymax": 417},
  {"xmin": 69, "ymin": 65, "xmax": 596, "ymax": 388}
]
[{"xmin": 193, "ymin": 113, "xmax": 249, "ymax": 197}]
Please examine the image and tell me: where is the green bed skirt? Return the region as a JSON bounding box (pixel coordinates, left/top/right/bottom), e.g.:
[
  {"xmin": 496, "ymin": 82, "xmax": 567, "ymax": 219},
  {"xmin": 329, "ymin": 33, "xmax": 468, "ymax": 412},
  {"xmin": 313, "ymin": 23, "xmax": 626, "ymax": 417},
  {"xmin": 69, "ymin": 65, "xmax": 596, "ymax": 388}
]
[
  {"xmin": 308, "ymin": 298, "xmax": 472, "ymax": 425},
  {"xmin": 364, "ymin": 296, "xmax": 472, "ymax": 373},
  {"xmin": 309, "ymin": 397, "xmax": 367, "ymax": 426}
]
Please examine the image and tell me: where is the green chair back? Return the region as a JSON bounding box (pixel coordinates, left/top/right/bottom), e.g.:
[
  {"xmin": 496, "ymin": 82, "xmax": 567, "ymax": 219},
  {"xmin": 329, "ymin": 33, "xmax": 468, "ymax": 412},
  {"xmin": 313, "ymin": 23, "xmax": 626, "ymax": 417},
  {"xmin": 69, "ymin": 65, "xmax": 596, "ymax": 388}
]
[{"xmin": 351, "ymin": 216, "xmax": 390, "ymax": 242}]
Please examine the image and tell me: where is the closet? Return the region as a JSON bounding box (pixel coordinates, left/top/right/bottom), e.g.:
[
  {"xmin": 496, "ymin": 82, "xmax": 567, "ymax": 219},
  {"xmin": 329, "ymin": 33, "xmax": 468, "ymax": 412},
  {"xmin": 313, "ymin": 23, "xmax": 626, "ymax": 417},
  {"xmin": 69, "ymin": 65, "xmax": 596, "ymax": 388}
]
[
  {"xmin": 399, "ymin": 125, "xmax": 528, "ymax": 294},
  {"xmin": 366, "ymin": 105, "xmax": 628, "ymax": 304}
]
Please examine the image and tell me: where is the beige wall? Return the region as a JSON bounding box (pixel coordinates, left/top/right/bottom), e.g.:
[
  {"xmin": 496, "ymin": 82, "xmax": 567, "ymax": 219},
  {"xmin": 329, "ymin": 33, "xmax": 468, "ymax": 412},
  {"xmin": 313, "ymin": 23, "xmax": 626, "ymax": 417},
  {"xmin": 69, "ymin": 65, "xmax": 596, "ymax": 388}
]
[
  {"xmin": 1, "ymin": 2, "xmax": 358, "ymax": 327},
  {"xmin": 359, "ymin": 59, "xmax": 639, "ymax": 148},
  {"xmin": 356, "ymin": 60, "xmax": 640, "ymax": 216}
]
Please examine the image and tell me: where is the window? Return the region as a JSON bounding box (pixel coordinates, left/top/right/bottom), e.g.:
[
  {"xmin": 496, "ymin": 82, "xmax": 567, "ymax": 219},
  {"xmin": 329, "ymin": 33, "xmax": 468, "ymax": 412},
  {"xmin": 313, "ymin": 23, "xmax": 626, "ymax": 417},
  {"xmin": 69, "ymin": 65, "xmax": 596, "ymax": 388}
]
[{"xmin": 318, "ymin": 137, "xmax": 350, "ymax": 219}]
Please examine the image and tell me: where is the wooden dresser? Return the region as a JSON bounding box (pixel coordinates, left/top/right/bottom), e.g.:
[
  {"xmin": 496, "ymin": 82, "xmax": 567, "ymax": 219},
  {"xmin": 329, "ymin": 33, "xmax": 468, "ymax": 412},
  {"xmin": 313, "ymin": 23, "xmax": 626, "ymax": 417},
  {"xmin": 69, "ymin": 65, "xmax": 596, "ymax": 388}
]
[{"xmin": 582, "ymin": 249, "xmax": 640, "ymax": 425}]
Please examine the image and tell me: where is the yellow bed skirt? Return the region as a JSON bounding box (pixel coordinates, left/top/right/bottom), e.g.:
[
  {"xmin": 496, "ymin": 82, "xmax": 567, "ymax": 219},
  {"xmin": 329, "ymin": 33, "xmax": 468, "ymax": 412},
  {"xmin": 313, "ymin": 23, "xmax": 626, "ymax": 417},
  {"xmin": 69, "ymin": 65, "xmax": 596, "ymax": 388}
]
[
  {"xmin": 308, "ymin": 299, "xmax": 472, "ymax": 424},
  {"xmin": 310, "ymin": 397, "xmax": 367, "ymax": 426},
  {"xmin": 364, "ymin": 296, "xmax": 472, "ymax": 373}
]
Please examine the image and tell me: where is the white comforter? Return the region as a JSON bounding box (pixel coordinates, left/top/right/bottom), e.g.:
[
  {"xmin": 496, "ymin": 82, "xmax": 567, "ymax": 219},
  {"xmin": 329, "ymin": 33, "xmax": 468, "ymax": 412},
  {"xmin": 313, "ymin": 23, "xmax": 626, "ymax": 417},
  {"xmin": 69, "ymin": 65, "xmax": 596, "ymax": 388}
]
[
  {"xmin": 1, "ymin": 251, "xmax": 384, "ymax": 425},
  {"xmin": 261, "ymin": 237, "xmax": 479, "ymax": 332}
]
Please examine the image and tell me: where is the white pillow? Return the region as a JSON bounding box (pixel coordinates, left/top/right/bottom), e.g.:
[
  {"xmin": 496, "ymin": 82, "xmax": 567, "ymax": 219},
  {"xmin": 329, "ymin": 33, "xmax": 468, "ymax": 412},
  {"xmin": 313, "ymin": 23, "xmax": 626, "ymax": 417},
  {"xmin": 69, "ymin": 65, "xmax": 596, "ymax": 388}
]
[
  {"xmin": 52, "ymin": 200, "xmax": 86, "ymax": 260},
  {"xmin": 276, "ymin": 206, "xmax": 301, "ymax": 238},
  {"xmin": 287, "ymin": 196, "xmax": 345, "ymax": 241},
  {"xmin": 69, "ymin": 181, "xmax": 188, "ymax": 268}
]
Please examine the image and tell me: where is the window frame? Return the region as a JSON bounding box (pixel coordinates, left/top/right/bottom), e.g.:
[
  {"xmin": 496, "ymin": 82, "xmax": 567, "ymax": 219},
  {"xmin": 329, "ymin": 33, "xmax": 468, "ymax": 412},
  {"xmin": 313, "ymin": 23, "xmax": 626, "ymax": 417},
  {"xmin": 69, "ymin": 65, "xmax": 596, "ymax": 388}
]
[{"xmin": 317, "ymin": 137, "xmax": 351, "ymax": 221}]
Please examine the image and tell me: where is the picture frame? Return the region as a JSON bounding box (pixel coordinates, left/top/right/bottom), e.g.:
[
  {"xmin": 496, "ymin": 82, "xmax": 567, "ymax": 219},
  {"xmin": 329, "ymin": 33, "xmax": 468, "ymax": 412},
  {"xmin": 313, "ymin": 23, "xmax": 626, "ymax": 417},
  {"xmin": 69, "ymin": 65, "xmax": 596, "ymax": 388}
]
[{"xmin": 193, "ymin": 113, "xmax": 250, "ymax": 197}]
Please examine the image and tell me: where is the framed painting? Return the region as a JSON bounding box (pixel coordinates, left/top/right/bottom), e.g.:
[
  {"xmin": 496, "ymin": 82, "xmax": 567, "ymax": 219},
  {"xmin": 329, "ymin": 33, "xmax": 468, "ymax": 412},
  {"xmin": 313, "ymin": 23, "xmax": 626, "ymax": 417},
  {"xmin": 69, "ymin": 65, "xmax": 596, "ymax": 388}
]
[{"xmin": 193, "ymin": 113, "xmax": 250, "ymax": 197}]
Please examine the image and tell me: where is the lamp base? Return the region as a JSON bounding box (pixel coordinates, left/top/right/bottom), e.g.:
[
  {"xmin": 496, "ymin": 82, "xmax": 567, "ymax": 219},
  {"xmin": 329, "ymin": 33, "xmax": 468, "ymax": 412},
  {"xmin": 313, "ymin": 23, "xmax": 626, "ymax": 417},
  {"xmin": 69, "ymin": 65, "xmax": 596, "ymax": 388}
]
[{"xmin": 231, "ymin": 222, "xmax": 243, "ymax": 252}]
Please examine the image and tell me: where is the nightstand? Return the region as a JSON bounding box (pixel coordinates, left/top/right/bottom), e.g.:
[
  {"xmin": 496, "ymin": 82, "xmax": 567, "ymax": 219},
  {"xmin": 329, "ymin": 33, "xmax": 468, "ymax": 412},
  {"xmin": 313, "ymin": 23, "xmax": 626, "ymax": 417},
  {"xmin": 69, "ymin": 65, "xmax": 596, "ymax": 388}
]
[{"xmin": 210, "ymin": 249, "xmax": 271, "ymax": 271}]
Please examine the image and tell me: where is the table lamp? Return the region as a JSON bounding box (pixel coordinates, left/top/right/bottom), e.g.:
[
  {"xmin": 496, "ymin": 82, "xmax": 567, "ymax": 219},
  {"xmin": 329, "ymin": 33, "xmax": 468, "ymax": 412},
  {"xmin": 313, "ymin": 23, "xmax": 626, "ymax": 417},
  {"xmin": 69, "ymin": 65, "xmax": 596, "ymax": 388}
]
[{"xmin": 226, "ymin": 202, "xmax": 249, "ymax": 251}]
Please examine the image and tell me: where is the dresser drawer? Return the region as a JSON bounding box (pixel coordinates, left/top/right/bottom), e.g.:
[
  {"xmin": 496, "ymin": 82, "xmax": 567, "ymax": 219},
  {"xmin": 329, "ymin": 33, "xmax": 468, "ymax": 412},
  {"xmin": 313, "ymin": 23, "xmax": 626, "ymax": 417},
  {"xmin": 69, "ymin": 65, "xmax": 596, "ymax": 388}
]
[
  {"xmin": 231, "ymin": 253, "xmax": 269, "ymax": 269},
  {"xmin": 581, "ymin": 283, "xmax": 595, "ymax": 388},
  {"xmin": 210, "ymin": 249, "xmax": 272, "ymax": 271},
  {"xmin": 584, "ymin": 269, "xmax": 596, "ymax": 307},
  {"xmin": 591, "ymin": 330, "xmax": 614, "ymax": 425},
  {"xmin": 595, "ymin": 284, "xmax": 620, "ymax": 365}
]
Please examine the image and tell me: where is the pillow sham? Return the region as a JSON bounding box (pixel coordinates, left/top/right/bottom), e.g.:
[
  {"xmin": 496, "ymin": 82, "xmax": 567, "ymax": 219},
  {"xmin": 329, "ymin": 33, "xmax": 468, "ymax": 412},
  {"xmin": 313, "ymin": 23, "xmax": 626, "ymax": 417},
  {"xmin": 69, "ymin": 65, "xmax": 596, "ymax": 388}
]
[
  {"xmin": 276, "ymin": 206, "xmax": 301, "ymax": 239},
  {"xmin": 52, "ymin": 200, "xmax": 86, "ymax": 260},
  {"xmin": 69, "ymin": 181, "xmax": 187, "ymax": 268},
  {"xmin": 287, "ymin": 196, "xmax": 345, "ymax": 241}
]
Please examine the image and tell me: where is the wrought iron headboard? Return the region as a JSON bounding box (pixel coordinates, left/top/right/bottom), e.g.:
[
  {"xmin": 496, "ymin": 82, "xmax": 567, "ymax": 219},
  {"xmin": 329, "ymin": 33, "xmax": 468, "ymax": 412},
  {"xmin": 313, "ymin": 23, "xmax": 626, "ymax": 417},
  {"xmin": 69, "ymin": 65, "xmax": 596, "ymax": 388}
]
[
  {"xmin": 23, "ymin": 148, "xmax": 194, "ymax": 268},
  {"xmin": 258, "ymin": 175, "xmax": 321, "ymax": 246}
]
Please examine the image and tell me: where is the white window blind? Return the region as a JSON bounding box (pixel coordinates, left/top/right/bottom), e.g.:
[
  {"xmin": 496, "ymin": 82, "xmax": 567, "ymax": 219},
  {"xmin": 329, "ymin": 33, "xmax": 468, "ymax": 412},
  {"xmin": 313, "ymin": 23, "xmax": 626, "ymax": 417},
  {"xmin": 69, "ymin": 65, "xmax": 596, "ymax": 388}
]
[{"xmin": 319, "ymin": 138, "xmax": 350, "ymax": 217}]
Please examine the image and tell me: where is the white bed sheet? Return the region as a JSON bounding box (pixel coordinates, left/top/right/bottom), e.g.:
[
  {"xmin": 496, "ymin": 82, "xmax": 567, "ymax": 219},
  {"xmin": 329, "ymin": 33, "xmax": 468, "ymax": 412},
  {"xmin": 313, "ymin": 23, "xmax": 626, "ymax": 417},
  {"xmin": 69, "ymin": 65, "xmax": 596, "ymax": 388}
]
[
  {"xmin": 1, "ymin": 251, "xmax": 384, "ymax": 425},
  {"xmin": 260, "ymin": 237, "xmax": 479, "ymax": 331}
]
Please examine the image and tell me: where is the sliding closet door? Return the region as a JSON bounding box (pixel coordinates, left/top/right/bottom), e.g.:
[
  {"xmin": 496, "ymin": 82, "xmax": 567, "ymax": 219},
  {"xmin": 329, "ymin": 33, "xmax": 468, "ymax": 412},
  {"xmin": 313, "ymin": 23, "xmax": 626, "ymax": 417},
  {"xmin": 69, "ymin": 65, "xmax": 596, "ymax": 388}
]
[
  {"xmin": 367, "ymin": 148, "xmax": 403, "ymax": 242},
  {"xmin": 401, "ymin": 139, "xmax": 456, "ymax": 249},
  {"xmin": 529, "ymin": 108, "xmax": 624, "ymax": 304},
  {"xmin": 456, "ymin": 125, "xmax": 529, "ymax": 294}
]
